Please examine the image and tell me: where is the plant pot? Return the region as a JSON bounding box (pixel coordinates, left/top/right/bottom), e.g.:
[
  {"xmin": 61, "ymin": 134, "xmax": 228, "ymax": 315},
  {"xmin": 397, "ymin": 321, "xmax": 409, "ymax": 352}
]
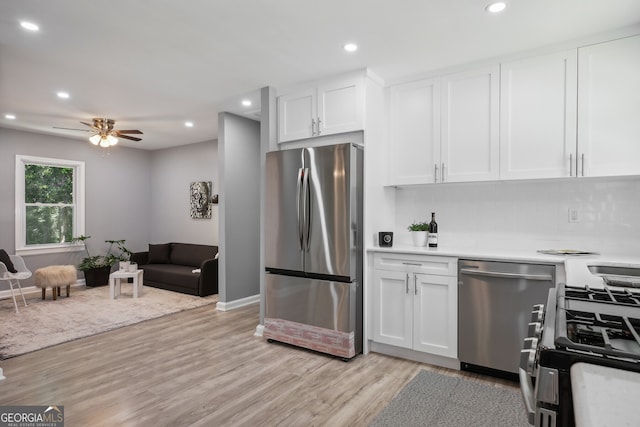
[
  {"xmin": 411, "ymin": 231, "xmax": 428, "ymax": 247},
  {"xmin": 83, "ymin": 266, "xmax": 112, "ymax": 287}
]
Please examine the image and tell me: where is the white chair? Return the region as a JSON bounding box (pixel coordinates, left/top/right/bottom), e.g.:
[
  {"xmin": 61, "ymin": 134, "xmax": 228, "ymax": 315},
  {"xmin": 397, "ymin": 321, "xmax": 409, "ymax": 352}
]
[{"xmin": 0, "ymin": 254, "xmax": 30, "ymax": 313}]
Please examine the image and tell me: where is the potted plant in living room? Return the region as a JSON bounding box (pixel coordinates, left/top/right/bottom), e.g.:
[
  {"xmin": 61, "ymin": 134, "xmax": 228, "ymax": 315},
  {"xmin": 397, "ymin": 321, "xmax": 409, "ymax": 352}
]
[
  {"xmin": 71, "ymin": 235, "xmax": 133, "ymax": 287},
  {"xmin": 407, "ymin": 221, "xmax": 429, "ymax": 247}
]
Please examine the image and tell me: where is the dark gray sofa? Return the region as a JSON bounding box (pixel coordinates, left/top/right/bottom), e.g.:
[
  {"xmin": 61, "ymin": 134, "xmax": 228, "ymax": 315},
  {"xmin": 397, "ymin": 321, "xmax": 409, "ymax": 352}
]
[{"xmin": 131, "ymin": 243, "xmax": 218, "ymax": 296}]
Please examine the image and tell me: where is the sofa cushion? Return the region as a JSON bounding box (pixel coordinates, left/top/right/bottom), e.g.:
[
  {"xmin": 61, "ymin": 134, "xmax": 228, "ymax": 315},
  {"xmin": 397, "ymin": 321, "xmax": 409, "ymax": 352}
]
[
  {"xmin": 170, "ymin": 243, "xmax": 217, "ymax": 268},
  {"xmin": 0, "ymin": 249, "xmax": 17, "ymax": 273},
  {"xmin": 148, "ymin": 243, "xmax": 170, "ymax": 264},
  {"xmin": 141, "ymin": 264, "xmax": 200, "ymax": 290}
]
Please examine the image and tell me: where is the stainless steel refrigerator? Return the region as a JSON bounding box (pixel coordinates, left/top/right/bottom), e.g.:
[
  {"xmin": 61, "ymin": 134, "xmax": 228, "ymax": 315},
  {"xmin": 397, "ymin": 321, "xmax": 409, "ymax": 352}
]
[{"xmin": 264, "ymin": 143, "xmax": 363, "ymax": 359}]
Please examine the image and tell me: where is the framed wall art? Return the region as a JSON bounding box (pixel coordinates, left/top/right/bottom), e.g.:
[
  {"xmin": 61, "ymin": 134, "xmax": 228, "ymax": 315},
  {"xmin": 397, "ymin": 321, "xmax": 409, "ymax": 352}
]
[{"xmin": 190, "ymin": 181, "xmax": 212, "ymax": 219}]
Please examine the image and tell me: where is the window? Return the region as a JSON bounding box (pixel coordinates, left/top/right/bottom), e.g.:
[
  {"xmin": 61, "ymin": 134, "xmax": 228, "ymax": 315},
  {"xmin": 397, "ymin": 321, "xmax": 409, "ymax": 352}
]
[{"xmin": 15, "ymin": 155, "xmax": 85, "ymax": 254}]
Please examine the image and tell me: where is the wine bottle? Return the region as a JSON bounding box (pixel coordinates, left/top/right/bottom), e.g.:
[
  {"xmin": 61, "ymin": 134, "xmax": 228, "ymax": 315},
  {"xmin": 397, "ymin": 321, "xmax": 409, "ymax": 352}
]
[{"xmin": 428, "ymin": 212, "xmax": 438, "ymax": 248}]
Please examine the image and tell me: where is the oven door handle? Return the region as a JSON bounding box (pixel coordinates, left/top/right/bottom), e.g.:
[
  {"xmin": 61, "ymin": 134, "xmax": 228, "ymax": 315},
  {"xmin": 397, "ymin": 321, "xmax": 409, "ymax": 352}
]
[{"xmin": 519, "ymin": 366, "xmax": 536, "ymax": 425}]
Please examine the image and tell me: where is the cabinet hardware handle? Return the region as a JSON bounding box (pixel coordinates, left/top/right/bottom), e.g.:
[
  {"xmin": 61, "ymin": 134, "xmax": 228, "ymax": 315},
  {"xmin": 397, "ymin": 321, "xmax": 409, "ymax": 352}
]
[
  {"xmin": 414, "ymin": 275, "xmax": 418, "ymax": 295},
  {"xmin": 442, "ymin": 163, "xmax": 445, "ymax": 182},
  {"xmin": 581, "ymin": 153, "xmax": 585, "ymax": 177},
  {"xmin": 317, "ymin": 117, "xmax": 321, "ymax": 135},
  {"xmin": 311, "ymin": 119, "xmax": 316, "ymax": 136},
  {"xmin": 402, "ymin": 262, "xmax": 422, "ymax": 266},
  {"xmin": 569, "ymin": 153, "xmax": 573, "ymax": 177},
  {"xmin": 405, "ymin": 273, "xmax": 410, "ymax": 294},
  {"xmin": 434, "ymin": 164, "xmax": 438, "ymax": 183}
]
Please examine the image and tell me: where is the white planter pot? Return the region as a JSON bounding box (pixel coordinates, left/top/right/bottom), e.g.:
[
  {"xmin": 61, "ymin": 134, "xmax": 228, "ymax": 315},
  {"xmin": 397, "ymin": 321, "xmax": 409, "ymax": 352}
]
[{"xmin": 411, "ymin": 231, "xmax": 428, "ymax": 247}]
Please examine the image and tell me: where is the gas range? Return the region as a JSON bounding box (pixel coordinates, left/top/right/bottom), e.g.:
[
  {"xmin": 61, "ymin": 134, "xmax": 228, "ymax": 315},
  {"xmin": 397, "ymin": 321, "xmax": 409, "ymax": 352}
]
[{"xmin": 520, "ymin": 283, "xmax": 640, "ymax": 426}]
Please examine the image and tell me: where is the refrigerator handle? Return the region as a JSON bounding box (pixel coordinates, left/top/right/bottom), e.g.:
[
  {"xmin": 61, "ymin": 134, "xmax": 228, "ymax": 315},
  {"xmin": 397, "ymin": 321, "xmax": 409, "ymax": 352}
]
[
  {"xmin": 302, "ymin": 167, "xmax": 311, "ymax": 251},
  {"xmin": 296, "ymin": 168, "xmax": 304, "ymax": 250}
]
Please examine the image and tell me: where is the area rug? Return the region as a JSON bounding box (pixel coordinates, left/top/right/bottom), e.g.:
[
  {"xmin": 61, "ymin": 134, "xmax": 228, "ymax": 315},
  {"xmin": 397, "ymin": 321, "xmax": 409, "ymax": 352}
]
[
  {"xmin": 0, "ymin": 285, "xmax": 217, "ymax": 359},
  {"xmin": 370, "ymin": 370, "xmax": 529, "ymax": 427}
]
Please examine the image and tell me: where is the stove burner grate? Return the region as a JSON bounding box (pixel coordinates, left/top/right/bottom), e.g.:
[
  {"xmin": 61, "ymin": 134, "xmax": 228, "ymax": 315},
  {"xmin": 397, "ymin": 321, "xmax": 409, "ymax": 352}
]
[
  {"xmin": 563, "ymin": 309, "xmax": 640, "ymax": 357},
  {"xmin": 565, "ymin": 286, "xmax": 640, "ymax": 306}
]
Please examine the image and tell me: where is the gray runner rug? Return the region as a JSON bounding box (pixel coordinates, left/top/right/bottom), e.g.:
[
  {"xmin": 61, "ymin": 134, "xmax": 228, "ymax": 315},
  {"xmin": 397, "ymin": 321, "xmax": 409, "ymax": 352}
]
[{"xmin": 370, "ymin": 370, "xmax": 529, "ymax": 427}]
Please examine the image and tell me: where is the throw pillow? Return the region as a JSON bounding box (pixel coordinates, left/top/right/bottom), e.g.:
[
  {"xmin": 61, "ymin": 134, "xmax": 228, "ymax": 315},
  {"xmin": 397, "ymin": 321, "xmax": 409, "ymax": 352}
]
[
  {"xmin": 148, "ymin": 243, "xmax": 171, "ymax": 264},
  {"xmin": 0, "ymin": 249, "xmax": 17, "ymax": 273}
]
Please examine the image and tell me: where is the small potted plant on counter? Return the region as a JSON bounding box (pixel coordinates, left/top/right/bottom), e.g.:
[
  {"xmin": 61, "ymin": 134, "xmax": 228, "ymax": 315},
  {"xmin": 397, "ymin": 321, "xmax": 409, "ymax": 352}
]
[
  {"xmin": 408, "ymin": 221, "xmax": 429, "ymax": 246},
  {"xmin": 71, "ymin": 236, "xmax": 132, "ymax": 286}
]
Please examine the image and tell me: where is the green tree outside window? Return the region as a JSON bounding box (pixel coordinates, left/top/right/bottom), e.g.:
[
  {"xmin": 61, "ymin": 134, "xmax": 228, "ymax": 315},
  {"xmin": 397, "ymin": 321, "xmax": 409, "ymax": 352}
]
[{"xmin": 24, "ymin": 164, "xmax": 74, "ymax": 245}]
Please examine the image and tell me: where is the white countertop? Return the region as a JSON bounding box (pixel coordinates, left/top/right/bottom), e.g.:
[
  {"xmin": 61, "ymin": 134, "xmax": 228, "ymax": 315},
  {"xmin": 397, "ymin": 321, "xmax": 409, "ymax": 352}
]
[
  {"xmin": 367, "ymin": 245, "xmax": 640, "ymax": 288},
  {"xmin": 571, "ymin": 362, "xmax": 640, "ymax": 427}
]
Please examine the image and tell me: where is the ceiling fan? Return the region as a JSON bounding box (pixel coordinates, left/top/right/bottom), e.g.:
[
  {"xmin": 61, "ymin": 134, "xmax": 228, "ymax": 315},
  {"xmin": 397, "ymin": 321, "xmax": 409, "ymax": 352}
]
[{"xmin": 54, "ymin": 118, "xmax": 143, "ymax": 147}]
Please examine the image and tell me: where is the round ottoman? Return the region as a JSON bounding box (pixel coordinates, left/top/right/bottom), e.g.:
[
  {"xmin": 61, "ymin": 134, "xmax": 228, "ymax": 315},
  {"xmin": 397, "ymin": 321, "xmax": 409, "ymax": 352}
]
[{"xmin": 34, "ymin": 265, "xmax": 77, "ymax": 300}]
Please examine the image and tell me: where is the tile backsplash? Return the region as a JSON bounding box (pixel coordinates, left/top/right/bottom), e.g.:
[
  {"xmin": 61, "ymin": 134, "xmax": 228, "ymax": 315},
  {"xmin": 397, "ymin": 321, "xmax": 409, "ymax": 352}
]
[{"xmin": 394, "ymin": 177, "xmax": 640, "ymax": 256}]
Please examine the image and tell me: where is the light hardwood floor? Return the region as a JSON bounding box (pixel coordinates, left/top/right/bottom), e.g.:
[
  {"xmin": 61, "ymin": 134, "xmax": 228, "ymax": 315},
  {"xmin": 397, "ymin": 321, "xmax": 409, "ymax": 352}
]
[{"xmin": 0, "ymin": 302, "xmax": 517, "ymax": 426}]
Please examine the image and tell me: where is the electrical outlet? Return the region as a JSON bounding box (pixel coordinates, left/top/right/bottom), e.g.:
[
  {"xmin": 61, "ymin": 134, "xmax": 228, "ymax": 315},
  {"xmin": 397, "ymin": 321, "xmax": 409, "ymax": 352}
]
[{"xmin": 568, "ymin": 208, "xmax": 579, "ymax": 223}]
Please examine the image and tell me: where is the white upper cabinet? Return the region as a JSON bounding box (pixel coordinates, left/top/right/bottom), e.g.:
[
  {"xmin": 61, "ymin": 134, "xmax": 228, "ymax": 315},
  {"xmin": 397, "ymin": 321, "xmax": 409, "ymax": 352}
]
[
  {"xmin": 500, "ymin": 50, "xmax": 578, "ymax": 180},
  {"xmin": 577, "ymin": 34, "xmax": 640, "ymax": 177},
  {"xmin": 388, "ymin": 66, "xmax": 498, "ymax": 186},
  {"xmin": 277, "ymin": 75, "xmax": 363, "ymax": 143},
  {"xmin": 388, "ymin": 77, "xmax": 441, "ymax": 185},
  {"xmin": 278, "ymin": 88, "xmax": 317, "ymax": 142},
  {"xmin": 441, "ymin": 66, "xmax": 500, "ymax": 183}
]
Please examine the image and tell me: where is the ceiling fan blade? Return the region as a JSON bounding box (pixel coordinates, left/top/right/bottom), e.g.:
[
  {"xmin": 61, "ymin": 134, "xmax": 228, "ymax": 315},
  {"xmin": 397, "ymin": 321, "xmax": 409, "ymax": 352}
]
[
  {"xmin": 80, "ymin": 121, "xmax": 96, "ymax": 128},
  {"xmin": 117, "ymin": 134, "xmax": 142, "ymax": 142},
  {"xmin": 116, "ymin": 130, "xmax": 143, "ymax": 134},
  {"xmin": 53, "ymin": 126, "xmax": 92, "ymax": 132}
]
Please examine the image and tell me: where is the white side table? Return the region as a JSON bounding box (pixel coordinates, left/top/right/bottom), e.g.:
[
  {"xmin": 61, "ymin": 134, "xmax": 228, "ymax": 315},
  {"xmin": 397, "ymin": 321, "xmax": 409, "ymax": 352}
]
[{"xmin": 109, "ymin": 269, "xmax": 144, "ymax": 299}]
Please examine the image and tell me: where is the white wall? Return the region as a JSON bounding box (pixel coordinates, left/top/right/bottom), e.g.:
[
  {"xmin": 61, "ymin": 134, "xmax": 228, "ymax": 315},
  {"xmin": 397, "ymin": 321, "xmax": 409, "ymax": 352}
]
[
  {"xmin": 218, "ymin": 113, "xmax": 261, "ymax": 304},
  {"xmin": 392, "ymin": 177, "xmax": 640, "ymax": 256},
  {"xmin": 149, "ymin": 140, "xmax": 218, "ymax": 245}
]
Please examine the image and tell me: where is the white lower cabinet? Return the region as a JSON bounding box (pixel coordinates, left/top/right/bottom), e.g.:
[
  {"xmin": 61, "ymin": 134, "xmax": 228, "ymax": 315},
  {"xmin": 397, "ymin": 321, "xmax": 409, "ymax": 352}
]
[{"xmin": 372, "ymin": 254, "xmax": 457, "ymax": 359}]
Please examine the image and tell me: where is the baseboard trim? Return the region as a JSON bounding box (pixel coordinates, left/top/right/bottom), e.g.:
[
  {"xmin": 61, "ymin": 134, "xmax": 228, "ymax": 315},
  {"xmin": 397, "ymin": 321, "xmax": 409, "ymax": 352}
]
[
  {"xmin": 0, "ymin": 282, "xmax": 83, "ymax": 300},
  {"xmin": 216, "ymin": 294, "xmax": 260, "ymax": 312},
  {"xmin": 254, "ymin": 324, "xmax": 264, "ymax": 337},
  {"xmin": 369, "ymin": 341, "xmax": 460, "ymax": 371}
]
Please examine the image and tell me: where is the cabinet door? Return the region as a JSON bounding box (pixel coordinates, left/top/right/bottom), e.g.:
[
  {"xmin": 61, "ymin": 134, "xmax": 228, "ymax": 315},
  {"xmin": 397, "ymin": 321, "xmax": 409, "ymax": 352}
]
[
  {"xmin": 413, "ymin": 273, "xmax": 457, "ymax": 357},
  {"xmin": 500, "ymin": 50, "xmax": 578, "ymax": 179},
  {"xmin": 388, "ymin": 78, "xmax": 441, "ymax": 185},
  {"xmin": 278, "ymin": 88, "xmax": 316, "ymax": 142},
  {"xmin": 372, "ymin": 269, "xmax": 413, "ymax": 349},
  {"xmin": 317, "ymin": 77, "xmax": 363, "ymax": 136},
  {"xmin": 578, "ymin": 35, "xmax": 640, "ymax": 177},
  {"xmin": 441, "ymin": 66, "xmax": 499, "ymax": 183}
]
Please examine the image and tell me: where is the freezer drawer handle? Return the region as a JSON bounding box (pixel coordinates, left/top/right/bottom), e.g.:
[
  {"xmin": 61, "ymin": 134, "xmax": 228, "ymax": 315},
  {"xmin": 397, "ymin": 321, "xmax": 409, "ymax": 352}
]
[
  {"xmin": 459, "ymin": 268, "xmax": 553, "ymax": 281},
  {"xmin": 402, "ymin": 262, "xmax": 422, "ymax": 266}
]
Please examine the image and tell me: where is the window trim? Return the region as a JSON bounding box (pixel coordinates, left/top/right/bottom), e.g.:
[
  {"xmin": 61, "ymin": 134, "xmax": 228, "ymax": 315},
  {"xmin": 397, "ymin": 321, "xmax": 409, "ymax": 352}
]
[{"xmin": 15, "ymin": 155, "xmax": 86, "ymax": 255}]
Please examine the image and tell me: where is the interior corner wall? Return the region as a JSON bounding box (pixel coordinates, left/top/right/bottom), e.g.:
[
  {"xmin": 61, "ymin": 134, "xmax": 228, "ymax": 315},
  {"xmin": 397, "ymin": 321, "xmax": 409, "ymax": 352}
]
[
  {"xmin": 218, "ymin": 113, "xmax": 261, "ymax": 304},
  {"xmin": 0, "ymin": 127, "xmax": 152, "ymax": 289},
  {"xmin": 149, "ymin": 140, "xmax": 219, "ymax": 245}
]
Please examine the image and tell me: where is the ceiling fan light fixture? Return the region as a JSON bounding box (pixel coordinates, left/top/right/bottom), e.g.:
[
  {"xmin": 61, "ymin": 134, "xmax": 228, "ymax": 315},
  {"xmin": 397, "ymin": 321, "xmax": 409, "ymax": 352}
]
[
  {"xmin": 89, "ymin": 134, "xmax": 101, "ymax": 145},
  {"xmin": 99, "ymin": 138, "xmax": 110, "ymax": 148},
  {"xmin": 107, "ymin": 135, "xmax": 118, "ymax": 145}
]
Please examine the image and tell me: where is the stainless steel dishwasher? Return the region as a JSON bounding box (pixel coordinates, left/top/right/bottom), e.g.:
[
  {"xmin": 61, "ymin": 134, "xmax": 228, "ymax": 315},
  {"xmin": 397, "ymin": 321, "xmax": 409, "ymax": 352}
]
[{"xmin": 458, "ymin": 259, "xmax": 555, "ymax": 375}]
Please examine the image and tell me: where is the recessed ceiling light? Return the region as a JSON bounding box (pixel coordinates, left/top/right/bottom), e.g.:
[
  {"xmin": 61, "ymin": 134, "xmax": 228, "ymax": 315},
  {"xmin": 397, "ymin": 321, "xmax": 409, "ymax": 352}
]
[
  {"xmin": 486, "ymin": 2, "xmax": 507, "ymax": 13},
  {"xmin": 5, "ymin": 114, "xmax": 16, "ymax": 120},
  {"xmin": 343, "ymin": 43, "xmax": 358, "ymax": 53},
  {"xmin": 20, "ymin": 21, "xmax": 40, "ymax": 32},
  {"xmin": 56, "ymin": 91, "xmax": 70, "ymax": 99},
  {"xmin": 241, "ymin": 99, "xmax": 252, "ymax": 107},
  {"xmin": 185, "ymin": 121, "xmax": 194, "ymax": 128}
]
